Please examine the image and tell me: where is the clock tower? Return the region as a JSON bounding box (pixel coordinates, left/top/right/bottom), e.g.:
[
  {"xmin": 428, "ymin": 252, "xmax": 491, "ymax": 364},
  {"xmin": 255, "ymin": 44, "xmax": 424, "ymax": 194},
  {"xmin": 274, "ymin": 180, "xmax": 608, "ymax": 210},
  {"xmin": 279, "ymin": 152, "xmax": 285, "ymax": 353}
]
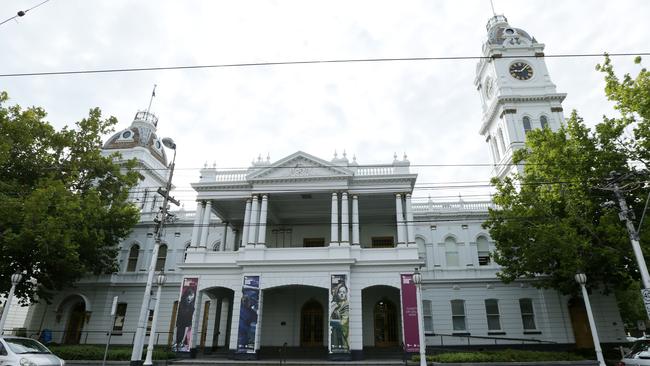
[{"xmin": 475, "ymin": 15, "xmax": 566, "ymax": 179}]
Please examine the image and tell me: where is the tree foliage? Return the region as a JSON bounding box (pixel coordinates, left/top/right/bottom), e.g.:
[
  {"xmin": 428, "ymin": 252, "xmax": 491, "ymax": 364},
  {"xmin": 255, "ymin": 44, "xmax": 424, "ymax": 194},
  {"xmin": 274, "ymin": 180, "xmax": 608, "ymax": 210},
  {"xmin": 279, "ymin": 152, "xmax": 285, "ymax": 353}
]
[
  {"xmin": 0, "ymin": 92, "xmax": 141, "ymax": 303},
  {"xmin": 484, "ymin": 57, "xmax": 650, "ymax": 295}
]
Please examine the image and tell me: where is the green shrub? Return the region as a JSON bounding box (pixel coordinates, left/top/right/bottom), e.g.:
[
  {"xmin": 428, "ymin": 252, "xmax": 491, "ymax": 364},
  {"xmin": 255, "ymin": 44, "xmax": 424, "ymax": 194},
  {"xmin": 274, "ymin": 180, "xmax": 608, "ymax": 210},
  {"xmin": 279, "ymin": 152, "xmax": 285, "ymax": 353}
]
[
  {"xmin": 48, "ymin": 345, "xmax": 175, "ymax": 361},
  {"xmin": 412, "ymin": 349, "xmax": 586, "ymax": 363}
]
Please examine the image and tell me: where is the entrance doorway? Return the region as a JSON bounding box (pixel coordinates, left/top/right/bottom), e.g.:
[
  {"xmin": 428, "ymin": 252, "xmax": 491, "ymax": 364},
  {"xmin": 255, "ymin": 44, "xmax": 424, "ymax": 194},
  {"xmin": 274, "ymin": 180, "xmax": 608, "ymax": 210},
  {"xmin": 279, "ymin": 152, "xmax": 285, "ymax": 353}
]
[
  {"xmin": 569, "ymin": 298, "xmax": 594, "ymax": 348},
  {"xmin": 374, "ymin": 298, "xmax": 398, "ymax": 347},
  {"xmin": 301, "ymin": 300, "xmax": 324, "ymax": 347},
  {"xmin": 63, "ymin": 301, "xmax": 86, "ymax": 344}
]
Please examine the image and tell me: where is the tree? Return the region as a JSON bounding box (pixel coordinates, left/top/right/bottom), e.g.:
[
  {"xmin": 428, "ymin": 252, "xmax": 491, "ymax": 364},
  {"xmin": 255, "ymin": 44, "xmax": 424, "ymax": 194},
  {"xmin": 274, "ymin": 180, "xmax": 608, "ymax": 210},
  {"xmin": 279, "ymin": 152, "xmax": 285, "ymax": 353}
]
[
  {"xmin": 0, "ymin": 91, "xmax": 141, "ymax": 303},
  {"xmin": 484, "ymin": 56, "xmax": 650, "ymax": 295}
]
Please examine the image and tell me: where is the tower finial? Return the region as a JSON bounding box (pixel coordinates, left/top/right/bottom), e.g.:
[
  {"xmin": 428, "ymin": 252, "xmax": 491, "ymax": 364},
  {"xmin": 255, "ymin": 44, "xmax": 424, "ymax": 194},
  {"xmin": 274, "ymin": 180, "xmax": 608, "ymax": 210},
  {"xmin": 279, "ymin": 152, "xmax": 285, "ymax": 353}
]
[{"xmin": 146, "ymin": 84, "xmax": 157, "ymax": 116}]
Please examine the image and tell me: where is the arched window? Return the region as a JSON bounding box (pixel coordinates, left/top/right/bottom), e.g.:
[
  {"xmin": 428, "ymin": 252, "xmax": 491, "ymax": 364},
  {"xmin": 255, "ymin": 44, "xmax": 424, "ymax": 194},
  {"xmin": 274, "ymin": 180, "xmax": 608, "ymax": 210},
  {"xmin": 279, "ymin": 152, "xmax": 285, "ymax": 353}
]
[
  {"xmin": 183, "ymin": 243, "xmax": 191, "ymax": 262},
  {"xmin": 540, "ymin": 115, "xmax": 548, "ymax": 129},
  {"xmin": 212, "ymin": 241, "xmax": 222, "ymax": 252},
  {"xmin": 127, "ymin": 245, "xmax": 139, "ymax": 272},
  {"xmin": 155, "ymin": 244, "xmax": 167, "ymax": 271},
  {"xmin": 444, "ymin": 237, "xmax": 459, "ymax": 267},
  {"xmin": 523, "ymin": 116, "xmax": 532, "ymax": 133},
  {"xmin": 477, "ymin": 236, "xmax": 490, "ymax": 266},
  {"xmin": 415, "ymin": 237, "xmax": 426, "ymax": 260}
]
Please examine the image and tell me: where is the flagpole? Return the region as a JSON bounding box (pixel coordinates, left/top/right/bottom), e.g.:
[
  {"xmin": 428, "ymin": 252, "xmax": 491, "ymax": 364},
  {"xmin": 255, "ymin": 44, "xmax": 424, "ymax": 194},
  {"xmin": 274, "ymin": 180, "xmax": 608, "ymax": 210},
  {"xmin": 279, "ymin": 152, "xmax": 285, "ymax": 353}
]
[{"xmin": 146, "ymin": 84, "xmax": 157, "ymax": 115}]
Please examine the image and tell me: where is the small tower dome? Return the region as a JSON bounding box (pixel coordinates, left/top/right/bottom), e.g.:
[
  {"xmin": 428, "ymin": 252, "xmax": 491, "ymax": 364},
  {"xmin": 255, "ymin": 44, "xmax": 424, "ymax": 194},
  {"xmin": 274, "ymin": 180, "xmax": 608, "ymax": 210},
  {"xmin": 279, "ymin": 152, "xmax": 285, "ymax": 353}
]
[
  {"xmin": 103, "ymin": 111, "xmax": 167, "ymax": 165},
  {"xmin": 485, "ymin": 15, "xmax": 535, "ymax": 47}
]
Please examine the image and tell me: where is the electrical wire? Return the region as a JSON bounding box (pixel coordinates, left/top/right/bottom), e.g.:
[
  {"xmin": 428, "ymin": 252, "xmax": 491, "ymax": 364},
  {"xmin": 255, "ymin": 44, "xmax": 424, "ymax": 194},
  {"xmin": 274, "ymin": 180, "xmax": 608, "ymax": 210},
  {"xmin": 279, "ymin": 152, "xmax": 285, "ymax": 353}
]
[{"xmin": 0, "ymin": 52, "xmax": 648, "ymax": 78}]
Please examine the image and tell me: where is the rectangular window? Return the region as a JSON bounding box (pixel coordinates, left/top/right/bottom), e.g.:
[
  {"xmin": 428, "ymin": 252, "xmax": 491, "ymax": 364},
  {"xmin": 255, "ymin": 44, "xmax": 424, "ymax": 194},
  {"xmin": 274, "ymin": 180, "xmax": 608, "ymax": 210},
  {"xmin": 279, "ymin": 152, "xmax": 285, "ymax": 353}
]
[
  {"xmin": 477, "ymin": 237, "xmax": 491, "ymax": 266},
  {"xmin": 146, "ymin": 309, "xmax": 154, "ymax": 336},
  {"xmin": 423, "ymin": 300, "xmax": 434, "ymax": 333},
  {"xmin": 371, "ymin": 237, "xmax": 394, "ymax": 248},
  {"xmin": 167, "ymin": 301, "xmax": 179, "ymax": 346},
  {"xmin": 112, "ymin": 303, "xmax": 128, "ymax": 334},
  {"xmin": 451, "ymin": 300, "xmax": 466, "ymax": 331},
  {"xmin": 303, "ymin": 238, "xmax": 325, "ymax": 247},
  {"xmin": 485, "ymin": 299, "xmax": 501, "ymax": 331},
  {"xmin": 519, "ymin": 298, "xmax": 537, "ymax": 330}
]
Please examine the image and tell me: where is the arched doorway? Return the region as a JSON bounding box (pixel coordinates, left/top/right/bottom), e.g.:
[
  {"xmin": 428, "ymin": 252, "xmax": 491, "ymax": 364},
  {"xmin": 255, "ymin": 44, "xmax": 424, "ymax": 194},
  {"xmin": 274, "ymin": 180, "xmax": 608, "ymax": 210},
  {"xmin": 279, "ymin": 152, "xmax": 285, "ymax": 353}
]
[
  {"xmin": 569, "ymin": 297, "xmax": 594, "ymax": 348},
  {"xmin": 374, "ymin": 298, "xmax": 398, "ymax": 347},
  {"xmin": 63, "ymin": 300, "xmax": 86, "ymax": 344},
  {"xmin": 301, "ymin": 300, "xmax": 324, "ymax": 347}
]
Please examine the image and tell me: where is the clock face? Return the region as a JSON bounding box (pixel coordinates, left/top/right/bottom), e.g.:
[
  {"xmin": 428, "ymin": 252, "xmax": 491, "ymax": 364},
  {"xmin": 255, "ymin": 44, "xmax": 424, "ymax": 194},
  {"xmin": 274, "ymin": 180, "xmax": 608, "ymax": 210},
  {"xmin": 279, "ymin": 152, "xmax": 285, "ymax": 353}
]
[{"xmin": 509, "ymin": 61, "xmax": 533, "ymax": 80}]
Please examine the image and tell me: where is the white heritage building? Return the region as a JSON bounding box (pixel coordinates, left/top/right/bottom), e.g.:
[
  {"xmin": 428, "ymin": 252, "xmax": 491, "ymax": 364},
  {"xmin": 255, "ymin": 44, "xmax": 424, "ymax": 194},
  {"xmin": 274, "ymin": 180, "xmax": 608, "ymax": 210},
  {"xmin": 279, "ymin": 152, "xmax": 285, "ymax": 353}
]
[{"xmin": 22, "ymin": 15, "xmax": 626, "ymax": 359}]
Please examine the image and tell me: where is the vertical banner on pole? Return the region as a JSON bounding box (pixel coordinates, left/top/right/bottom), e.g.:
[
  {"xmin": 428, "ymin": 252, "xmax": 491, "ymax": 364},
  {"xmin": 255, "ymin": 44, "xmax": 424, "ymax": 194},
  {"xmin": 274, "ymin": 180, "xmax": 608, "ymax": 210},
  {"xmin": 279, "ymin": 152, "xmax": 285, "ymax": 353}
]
[
  {"xmin": 237, "ymin": 275, "xmax": 260, "ymax": 354},
  {"xmin": 329, "ymin": 274, "xmax": 350, "ymax": 354},
  {"xmin": 172, "ymin": 277, "xmax": 198, "ymax": 352},
  {"xmin": 400, "ymin": 274, "xmax": 420, "ymax": 352}
]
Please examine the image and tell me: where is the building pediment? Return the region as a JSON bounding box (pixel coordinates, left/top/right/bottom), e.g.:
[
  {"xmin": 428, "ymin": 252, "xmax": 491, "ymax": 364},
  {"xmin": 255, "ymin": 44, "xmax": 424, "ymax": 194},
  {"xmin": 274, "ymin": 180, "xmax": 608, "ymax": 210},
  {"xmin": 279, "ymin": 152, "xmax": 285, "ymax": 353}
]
[{"xmin": 247, "ymin": 151, "xmax": 353, "ymax": 181}]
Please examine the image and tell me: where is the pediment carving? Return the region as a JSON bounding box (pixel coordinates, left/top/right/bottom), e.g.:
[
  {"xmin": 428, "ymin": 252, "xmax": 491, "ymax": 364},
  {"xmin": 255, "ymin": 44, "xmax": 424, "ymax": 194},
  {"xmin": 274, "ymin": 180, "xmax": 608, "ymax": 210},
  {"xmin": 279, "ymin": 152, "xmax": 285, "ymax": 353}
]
[{"xmin": 248, "ymin": 152, "xmax": 352, "ymax": 181}]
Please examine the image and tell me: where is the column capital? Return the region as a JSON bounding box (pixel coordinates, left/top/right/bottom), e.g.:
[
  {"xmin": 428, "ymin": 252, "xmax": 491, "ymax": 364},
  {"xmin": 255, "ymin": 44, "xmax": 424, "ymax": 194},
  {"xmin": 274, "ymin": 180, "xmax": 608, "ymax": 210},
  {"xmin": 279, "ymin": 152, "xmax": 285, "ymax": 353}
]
[
  {"xmin": 395, "ymin": 193, "xmax": 402, "ymax": 198},
  {"xmin": 405, "ymin": 193, "xmax": 412, "ymax": 198},
  {"xmin": 351, "ymin": 194, "xmax": 358, "ymax": 199},
  {"xmin": 341, "ymin": 191, "xmax": 348, "ymax": 198},
  {"xmin": 261, "ymin": 194, "xmax": 268, "ymax": 200},
  {"xmin": 332, "ymin": 192, "xmax": 338, "ymax": 197}
]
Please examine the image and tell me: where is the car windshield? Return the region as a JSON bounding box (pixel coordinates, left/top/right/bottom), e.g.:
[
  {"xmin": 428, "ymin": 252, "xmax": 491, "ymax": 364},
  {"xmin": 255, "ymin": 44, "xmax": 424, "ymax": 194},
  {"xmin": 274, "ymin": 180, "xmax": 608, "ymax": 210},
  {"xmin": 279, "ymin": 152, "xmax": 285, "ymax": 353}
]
[
  {"xmin": 627, "ymin": 339, "xmax": 650, "ymax": 357},
  {"xmin": 3, "ymin": 338, "xmax": 51, "ymax": 354}
]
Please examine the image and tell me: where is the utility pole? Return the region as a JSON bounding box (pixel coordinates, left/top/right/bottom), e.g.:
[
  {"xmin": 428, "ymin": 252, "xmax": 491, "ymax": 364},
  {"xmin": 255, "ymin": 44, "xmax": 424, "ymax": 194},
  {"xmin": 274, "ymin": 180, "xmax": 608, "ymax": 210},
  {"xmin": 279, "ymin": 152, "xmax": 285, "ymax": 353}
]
[{"xmin": 608, "ymin": 174, "xmax": 650, "ymax": 289}]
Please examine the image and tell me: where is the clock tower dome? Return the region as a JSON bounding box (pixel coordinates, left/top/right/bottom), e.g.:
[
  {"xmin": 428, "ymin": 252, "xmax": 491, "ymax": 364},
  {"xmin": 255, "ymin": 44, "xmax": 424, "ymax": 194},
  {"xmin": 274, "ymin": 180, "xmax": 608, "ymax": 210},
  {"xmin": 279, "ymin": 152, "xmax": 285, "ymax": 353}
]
[{"xmin": 475, "ymin": 15, "xmax": 566, "ymax": 179}]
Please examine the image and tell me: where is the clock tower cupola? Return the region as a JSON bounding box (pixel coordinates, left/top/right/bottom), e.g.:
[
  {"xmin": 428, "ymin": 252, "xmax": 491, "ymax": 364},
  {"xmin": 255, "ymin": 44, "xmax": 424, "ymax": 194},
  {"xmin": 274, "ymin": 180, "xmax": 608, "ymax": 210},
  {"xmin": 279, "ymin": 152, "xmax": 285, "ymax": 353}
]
[{"xmin": 475, "ymin": 15, "xmax": 567, "ymax": 179}]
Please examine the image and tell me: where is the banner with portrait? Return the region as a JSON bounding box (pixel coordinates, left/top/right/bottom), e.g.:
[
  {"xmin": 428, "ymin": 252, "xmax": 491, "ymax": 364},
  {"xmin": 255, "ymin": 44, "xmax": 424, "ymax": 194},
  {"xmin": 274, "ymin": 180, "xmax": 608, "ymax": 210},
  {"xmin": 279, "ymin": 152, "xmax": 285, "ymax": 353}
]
[
  {"xmin": 236, "ymin": 275, "xmax": 260, "ymax": 353},
  {"xmin": 400, "ymin": 274, "xmax": 420, "ymax": 353},
  {"xmin": 329, "ymin": 274, "xmax": 350, "ymax": 354},
  {"xmin": 172, "ymin": 277, "xmax": 198, "ymax": 352}
]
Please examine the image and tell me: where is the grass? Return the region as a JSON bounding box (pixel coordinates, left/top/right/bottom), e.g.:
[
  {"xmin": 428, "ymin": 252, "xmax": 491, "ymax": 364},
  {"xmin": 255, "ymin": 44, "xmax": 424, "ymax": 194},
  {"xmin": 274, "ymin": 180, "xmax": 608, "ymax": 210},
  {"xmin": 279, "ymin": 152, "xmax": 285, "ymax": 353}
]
[{"xmin": 413, "ymin": 349, "xmax": 587, "ymax": 363}]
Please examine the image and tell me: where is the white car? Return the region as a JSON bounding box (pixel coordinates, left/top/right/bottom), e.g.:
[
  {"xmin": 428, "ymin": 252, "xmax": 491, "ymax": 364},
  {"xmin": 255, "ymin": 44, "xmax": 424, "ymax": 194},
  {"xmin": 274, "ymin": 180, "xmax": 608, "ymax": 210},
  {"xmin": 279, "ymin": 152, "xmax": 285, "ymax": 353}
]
[
  {"xmin": 619, "ymin": 339, "xmax": 650, "ymax": 366},
  {"xmin": 0, "ymin": 336, "xmax": 65, "ymax": 366}
]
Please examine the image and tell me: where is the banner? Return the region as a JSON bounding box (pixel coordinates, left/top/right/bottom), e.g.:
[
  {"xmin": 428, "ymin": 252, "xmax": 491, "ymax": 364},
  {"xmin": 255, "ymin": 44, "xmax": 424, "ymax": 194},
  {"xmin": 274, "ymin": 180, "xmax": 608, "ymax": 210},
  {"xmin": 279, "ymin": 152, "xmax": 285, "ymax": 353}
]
[
  {"xmin": 329, "ymin": 274, "xmax": 350, "ymax": 353},
  {"xmin": 237, "ymin": 275, "xmax": 260, "ymax": 353},
  {"xmin": 401, "ymin": 274, "xmax": 420, "ymax": 353},
  {"xmin": 172, "ymin": 277, "xmax": 198, "ymax": 352}
]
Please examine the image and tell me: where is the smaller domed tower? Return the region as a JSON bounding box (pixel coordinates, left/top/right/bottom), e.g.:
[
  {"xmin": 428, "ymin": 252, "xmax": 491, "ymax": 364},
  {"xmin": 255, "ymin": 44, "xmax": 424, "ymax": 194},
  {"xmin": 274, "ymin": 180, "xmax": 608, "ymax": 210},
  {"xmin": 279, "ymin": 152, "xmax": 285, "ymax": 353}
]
[
  {"xmin": 102, "ymin": 111, "xmax": 170, "ymax": 212},
  {"xmin": 475, "ymin": 15, "xmax": 566, "ymax": 179}
]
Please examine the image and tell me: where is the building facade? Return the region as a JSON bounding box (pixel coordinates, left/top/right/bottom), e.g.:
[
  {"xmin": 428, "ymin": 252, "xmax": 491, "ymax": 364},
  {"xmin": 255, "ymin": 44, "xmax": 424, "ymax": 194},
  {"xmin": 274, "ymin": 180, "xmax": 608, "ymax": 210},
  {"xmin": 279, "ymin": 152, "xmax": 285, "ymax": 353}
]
[{"xmin": 20, "ymin": 15, "xmax": 626, "ymax": 359}]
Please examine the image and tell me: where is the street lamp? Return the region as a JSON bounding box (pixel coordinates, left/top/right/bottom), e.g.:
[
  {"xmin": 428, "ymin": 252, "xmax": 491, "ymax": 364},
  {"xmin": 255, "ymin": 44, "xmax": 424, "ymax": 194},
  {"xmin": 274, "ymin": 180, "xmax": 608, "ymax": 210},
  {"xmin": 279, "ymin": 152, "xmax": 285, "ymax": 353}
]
[
  {"xmin": 574, "ymin": 273, "xmax": 605, "ymax": 366},
  {"xmin": 144, "ymin": 271, "xmax": 167, "ymax": 366},
  {"xmin": 131, "ymin": 137, "xmax": 177, "ymax": 366},
  {"xmin": 0, "ymin": 272, "xmax": 23, "ymax": 334},
  {"xmin": 412, "ymin": 268, "xmax": 427, "ymax": 366}
]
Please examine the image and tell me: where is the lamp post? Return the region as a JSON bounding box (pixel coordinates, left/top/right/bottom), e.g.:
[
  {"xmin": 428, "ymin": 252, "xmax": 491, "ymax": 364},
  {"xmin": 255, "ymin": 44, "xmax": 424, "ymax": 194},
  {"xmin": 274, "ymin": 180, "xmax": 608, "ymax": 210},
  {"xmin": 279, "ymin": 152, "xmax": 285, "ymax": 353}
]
[
  {"xmin": 144, "ymin": 272, "xmax": 167, "ymax": 366},
  {"xmin": 131, "ymin": 137, "xmax": 177, "ymax": 366},
  {"xmin": 412, "ymin": 268, "xmax": 427, "ymax": 366},
  {"xmin": 574, "ymin": 273, "xmax": 605, "ymax": 366},
  {"xmin": 0, "ymin": 272, "xmax": 22, "ymax": 334}
]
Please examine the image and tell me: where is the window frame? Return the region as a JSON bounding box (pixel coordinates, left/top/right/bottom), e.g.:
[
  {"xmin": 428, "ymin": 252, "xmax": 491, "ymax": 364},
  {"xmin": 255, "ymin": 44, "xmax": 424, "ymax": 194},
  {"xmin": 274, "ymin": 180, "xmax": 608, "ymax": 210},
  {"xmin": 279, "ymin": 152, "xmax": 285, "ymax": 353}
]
[
  {"xmin": 519, "ymin": 298, "xmax": 538, "ymax": 331},
  {"xmin": 126, "ymin": 245, "xmax": 140, "ymax": 272},
  {"xmin": 371, "ymin": 236, "xmax": 394, "ymax": 248},
  {"xmin": 450, "ymin": 299, "xmax": 467, "ymax": 332},
  {"xmin": 477, "ymin": 236, "xmax": 491, "ymax": 266},
  {"xmin": 112, "ymin": 303, "xmax": 128, "ymax": 334},
  {"xmin": 523, "ymin": 116, "xmax": 532, "ymax": 133},
  {"xmin": 485, "ymin": 299, "xmax": 502, "ymax": 332},
  {"xmin": 444, "ymin": 237, "xmax": 460, "ymax": 267},
  {"xmin": 423, "ymin": 299, "xmax": 434, "ymax": 334},
  {"xmin": 155, "ymin": 244, "xmax": 167, "ymax": 272},
  {"xmin": 540, "ymin": 115, "xmax": 548, "ymax": 129}
]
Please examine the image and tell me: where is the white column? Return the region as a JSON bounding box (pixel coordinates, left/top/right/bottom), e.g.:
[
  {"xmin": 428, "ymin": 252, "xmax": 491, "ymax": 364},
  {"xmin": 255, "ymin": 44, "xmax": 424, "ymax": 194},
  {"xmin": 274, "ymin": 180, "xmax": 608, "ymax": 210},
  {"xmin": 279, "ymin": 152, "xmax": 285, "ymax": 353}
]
[
  {"xmin": 199, "ymin": 200, "xmax": 212, "ymax": 248},
  {"xmin": 352, "ymin": 195, "xmax": 360, "ymax": 246},
  {"xmin": 190, "ymin": 201, "xmax": 204, "ymax": 247},
  {"xmin": 248, "ymin": 195, "xmax": 259, "ymax": 246},
  {"xmin": 221, "ymin": 223, "xmax": 228, "ymax": 251},
  {"xmin": 241, "ymin": 199, "xmax": 252, "ymax": 248},
  {"xmin": 395, "ymin": 194, "xmax": 406, "ymax": 246},
  {"xmin": 190, "ymin": 291, "xmax": 204, "ymax": 351},
  {"xmin": 416, "ymin": 282, "xmax": 427, "ymax": 366},
  {"xmin": 330, "ymin": 192, "xmax": 339, "ymax": 245},
  {"xmin": 340, "ymin": 192, "xmax": 349, "ymax": 245},
  {"xmin": 405, "ymin": 193, "xmax": 415, "ymax": 245},
  {"xmin": 257, "ymin": 195, "xmax": 268, "ymax": 247}
]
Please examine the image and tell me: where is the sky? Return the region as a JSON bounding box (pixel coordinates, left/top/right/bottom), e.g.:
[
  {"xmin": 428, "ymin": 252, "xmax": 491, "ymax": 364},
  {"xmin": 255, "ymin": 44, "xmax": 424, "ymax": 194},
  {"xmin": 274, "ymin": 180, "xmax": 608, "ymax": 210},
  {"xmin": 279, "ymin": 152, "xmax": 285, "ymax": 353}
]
[{"xmin": 1, "ymin": 0, "xmax": 649, "ymax": 209}]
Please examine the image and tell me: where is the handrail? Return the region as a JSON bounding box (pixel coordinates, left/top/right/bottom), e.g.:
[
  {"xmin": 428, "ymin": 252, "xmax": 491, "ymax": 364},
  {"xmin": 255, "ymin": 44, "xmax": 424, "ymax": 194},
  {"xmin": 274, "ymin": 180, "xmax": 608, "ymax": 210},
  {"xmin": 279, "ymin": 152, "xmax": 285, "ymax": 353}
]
[{"xmin": 429, "ymin": 332, "xmax": 557, "ymax": 344}]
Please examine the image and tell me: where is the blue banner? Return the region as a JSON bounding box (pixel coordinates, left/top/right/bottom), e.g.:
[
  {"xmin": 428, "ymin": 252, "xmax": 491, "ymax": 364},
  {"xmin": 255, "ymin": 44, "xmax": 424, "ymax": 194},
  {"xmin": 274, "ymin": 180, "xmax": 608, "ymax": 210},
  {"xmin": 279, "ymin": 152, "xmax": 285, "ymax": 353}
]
[{"xmin": 236, "ymin": 275, "xmax": 260, "ymax": 353}]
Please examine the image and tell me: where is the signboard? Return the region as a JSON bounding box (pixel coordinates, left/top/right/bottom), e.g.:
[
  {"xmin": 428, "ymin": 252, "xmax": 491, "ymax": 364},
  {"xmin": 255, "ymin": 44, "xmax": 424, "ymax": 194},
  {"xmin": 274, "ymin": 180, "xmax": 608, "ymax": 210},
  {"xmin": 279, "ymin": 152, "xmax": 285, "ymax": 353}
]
[
  {"xmin": 400, "ymin": 274, "xmax": 420, "ymax": 353},
  {"xmin": 172, "ymin": 277, "xmax": 198, "ymax": 352},
  {"xmin": 329, "ymin": 274, "xmax": 350, "ymax": 354},
  {"xmin": 237, "ymin": 275, "xmax": 260, "ymax": 353}
]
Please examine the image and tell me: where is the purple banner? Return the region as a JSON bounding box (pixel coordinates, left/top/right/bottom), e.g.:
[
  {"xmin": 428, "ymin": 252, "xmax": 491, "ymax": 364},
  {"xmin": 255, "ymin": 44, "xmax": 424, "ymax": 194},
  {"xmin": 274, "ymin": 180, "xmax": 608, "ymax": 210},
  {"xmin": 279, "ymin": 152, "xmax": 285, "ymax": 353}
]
[
  {"xmin": 400, "ymin": 274, "xmax": 420, "ymax": 353},
  {"xmin": 173, "ymin": 277, "xmax": 198, "ymax": 352},
  {"xmin": 237, "ymin": 275, "xmax": 260, "ymax": 354}
]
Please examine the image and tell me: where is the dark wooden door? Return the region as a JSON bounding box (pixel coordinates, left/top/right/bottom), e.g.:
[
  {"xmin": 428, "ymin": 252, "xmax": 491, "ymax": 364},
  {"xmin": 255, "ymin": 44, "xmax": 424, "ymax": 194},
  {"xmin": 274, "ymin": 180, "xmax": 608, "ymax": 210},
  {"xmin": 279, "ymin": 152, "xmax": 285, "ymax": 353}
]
[
  {"xmin": 569, "ymin": 298, "xmax": 594, "ymax": 349},
  {"xmin": 374, "ymin": 299, "xmax": 398, "ymax": 347},
  {"xmin": 64, "ymin": 302, "xmax": 86, "ymax": 344},
  {"xmin": 301, "ymin": 300, "xmax": 324, "ymax": 347}
]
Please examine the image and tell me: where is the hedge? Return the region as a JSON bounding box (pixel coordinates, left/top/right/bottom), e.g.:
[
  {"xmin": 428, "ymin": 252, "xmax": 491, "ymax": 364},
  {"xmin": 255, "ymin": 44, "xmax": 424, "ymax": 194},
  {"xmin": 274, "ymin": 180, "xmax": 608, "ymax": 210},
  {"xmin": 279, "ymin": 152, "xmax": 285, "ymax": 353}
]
[
  {"xmin": 48, "ymin": 345, "xmax": 176, "ymax": 361},
  {"xmin": 413, "ymin": 349, "xmax": 586, "ymax": 363}
]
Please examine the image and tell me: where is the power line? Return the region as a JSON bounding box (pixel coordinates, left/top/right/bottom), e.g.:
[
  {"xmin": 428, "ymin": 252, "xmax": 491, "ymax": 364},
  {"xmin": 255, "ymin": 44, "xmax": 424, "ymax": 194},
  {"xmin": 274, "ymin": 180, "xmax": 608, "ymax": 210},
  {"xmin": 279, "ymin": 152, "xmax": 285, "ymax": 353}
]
[
  {"xmin": 0, "ymin": 52, "xmax": 648, "ymax": 78},
  {"xmin": 0, "ymin": 0, "xmax": 52, "ymax": 27}
]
